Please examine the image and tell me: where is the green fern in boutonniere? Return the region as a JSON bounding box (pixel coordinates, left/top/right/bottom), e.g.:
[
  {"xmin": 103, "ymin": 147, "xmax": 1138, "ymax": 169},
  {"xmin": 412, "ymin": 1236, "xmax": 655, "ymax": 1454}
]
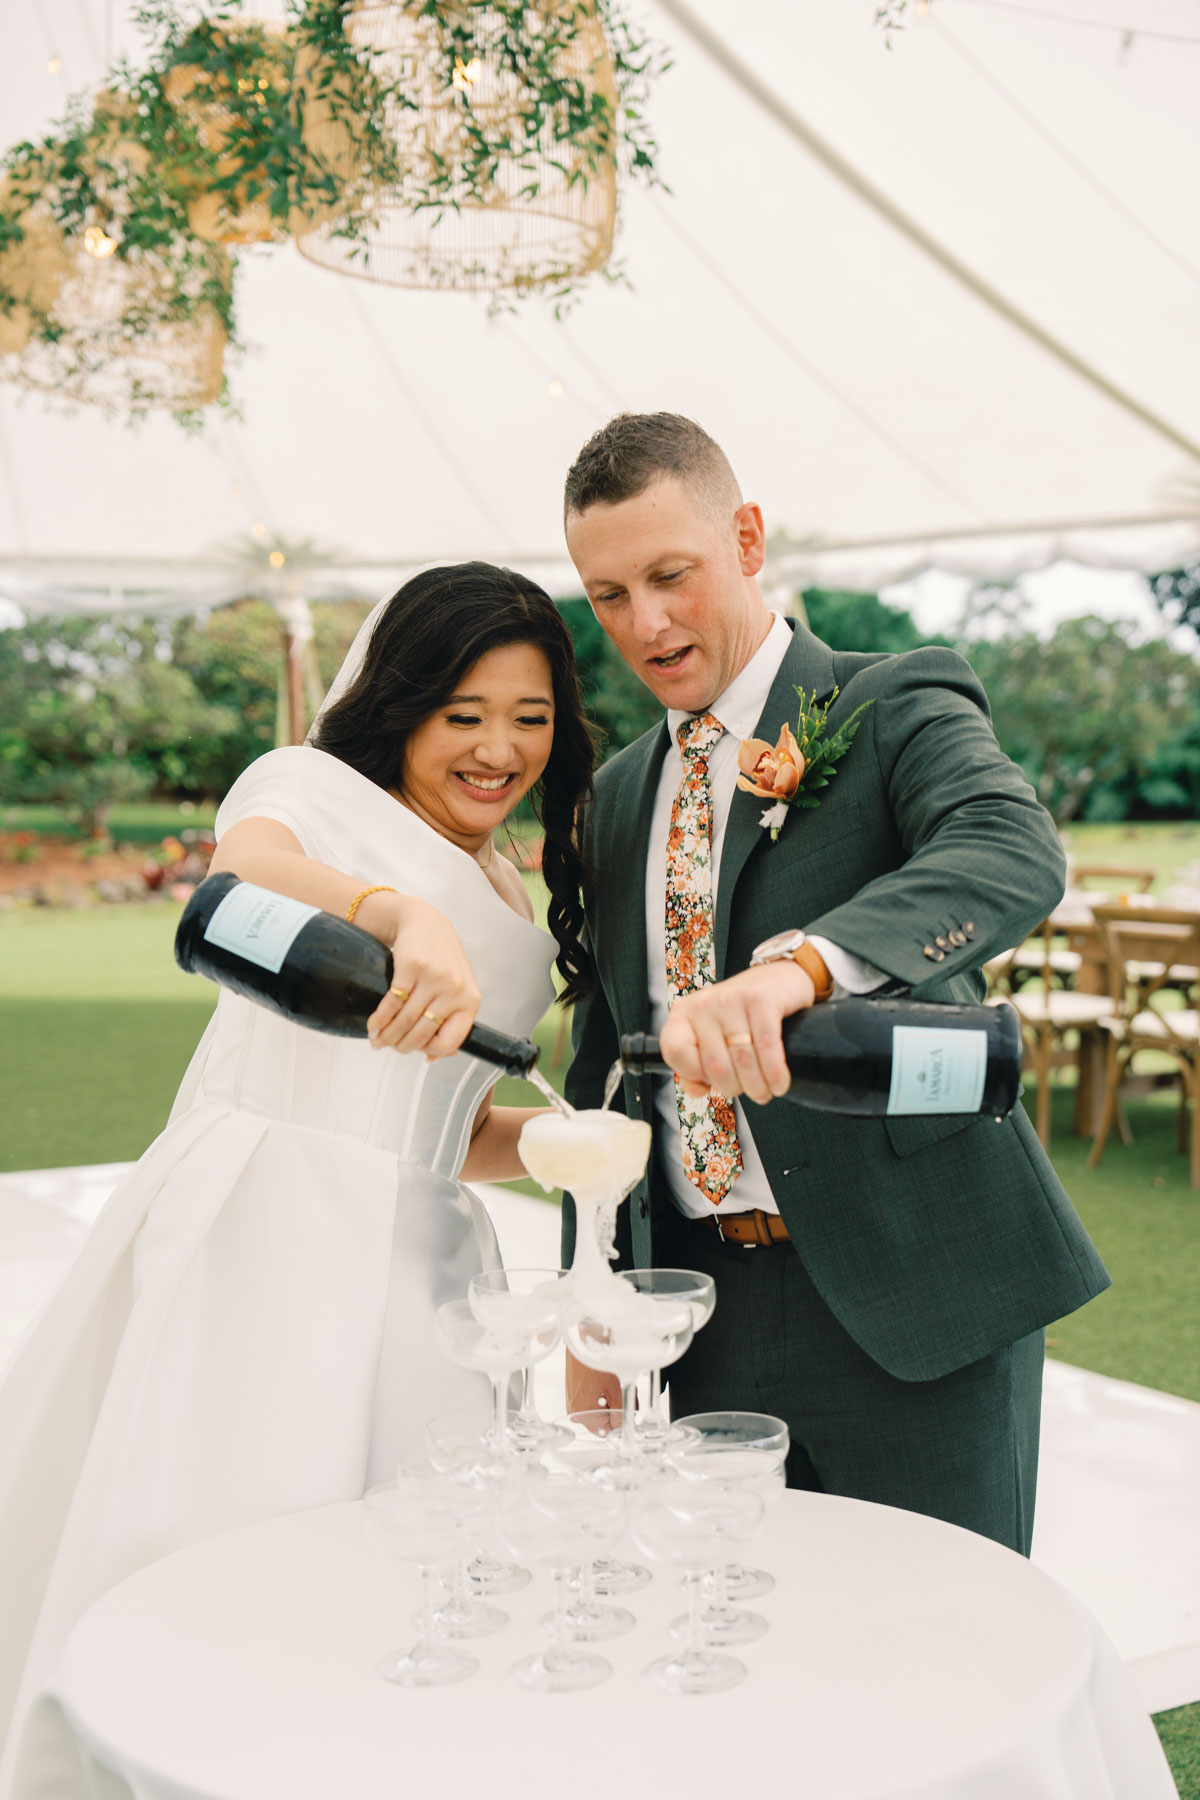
[{"xmin": 736, "ymin": 687, "xmax": 874, "ymax": 842}]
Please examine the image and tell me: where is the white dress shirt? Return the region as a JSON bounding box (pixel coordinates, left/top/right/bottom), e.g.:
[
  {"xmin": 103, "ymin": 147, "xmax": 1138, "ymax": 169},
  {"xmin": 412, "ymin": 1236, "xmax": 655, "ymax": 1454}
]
[{"xmin": 644, "ymin": 613, "xmax": 884, "ymax": 1221}]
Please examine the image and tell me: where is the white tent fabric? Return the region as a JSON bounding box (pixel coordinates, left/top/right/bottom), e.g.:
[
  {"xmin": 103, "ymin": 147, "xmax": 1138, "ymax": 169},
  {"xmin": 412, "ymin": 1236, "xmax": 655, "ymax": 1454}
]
[{"xmin": 1, "ymin": 0, "xmax": 1198, "ymax": 612}]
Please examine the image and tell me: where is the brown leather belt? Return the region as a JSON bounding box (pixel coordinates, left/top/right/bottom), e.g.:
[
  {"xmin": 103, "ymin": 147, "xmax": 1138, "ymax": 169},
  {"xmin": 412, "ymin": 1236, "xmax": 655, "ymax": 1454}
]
[{"xmin": 698, "ymin": 1209, "xmax": 790, "ymax": 1247}]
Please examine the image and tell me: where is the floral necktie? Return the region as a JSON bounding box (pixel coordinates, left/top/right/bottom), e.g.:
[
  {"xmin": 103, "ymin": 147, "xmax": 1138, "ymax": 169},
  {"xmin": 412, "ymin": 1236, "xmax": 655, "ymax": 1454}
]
[{"xmin": 665, "ymin": 713, "xmax": 743, "ymax": 1207}]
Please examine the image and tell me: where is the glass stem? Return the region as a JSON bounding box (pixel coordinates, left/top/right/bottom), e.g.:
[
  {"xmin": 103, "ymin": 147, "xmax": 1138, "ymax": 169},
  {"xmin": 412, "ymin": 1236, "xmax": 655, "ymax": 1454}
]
[
  {"xmin": 416, "ymin": 1564, "xmax": 436, "ymax": 1653},
  {"xmin": 491, "ymin": 1372, "xmax": 509, "ymax": 1450},
  {"xmin": 649, "ymin": 1367, "xmax": 664, "ymax": 1425},
  {"xmin": 686, "ymin": 1568, "xmax": 707, "ymax": 1657},
  {"xmin": 452, "ymin": 1556, "xmax": 471, "ymax": 1614},
  {"xmin": 551, "ymin": 1565, "xmax": 571, "ymax": 1663},
  {"xmin": 518, "ymin": 1364, "xmax": 534, "ymax": 1420},
  {"xmin": 711, "ymin": 1557, "xmax": 730, "ymax": 1614},
  {"xmin": 620, "ymin": 1378, "xmax": 638, "ymax": 1450}
]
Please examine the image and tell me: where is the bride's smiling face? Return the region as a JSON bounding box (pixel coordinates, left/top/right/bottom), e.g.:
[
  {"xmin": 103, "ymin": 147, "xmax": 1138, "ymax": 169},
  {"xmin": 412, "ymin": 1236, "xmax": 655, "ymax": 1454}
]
[{"xmin": 398, "ymin": 641, "xmax": 556, "ymax": 851}]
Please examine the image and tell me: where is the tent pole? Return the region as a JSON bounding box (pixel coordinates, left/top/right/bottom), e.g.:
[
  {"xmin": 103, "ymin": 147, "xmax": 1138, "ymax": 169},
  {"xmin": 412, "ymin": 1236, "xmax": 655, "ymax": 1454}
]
[{"xmin": 653, "ymin": 0, "xmax": 1200, "ymax": 467}]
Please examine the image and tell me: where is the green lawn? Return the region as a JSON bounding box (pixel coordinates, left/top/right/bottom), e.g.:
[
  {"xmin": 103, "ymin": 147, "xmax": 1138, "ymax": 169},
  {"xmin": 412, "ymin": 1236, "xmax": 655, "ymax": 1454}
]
[
  {"xmin": 1, "ymin": 895, "xmax": 1197, "ymax": 1791},
  {"xmin": 1, "ymin": 801, "xmax": 217, "ymax": 844},
  {"xmin": 1058, "ymin": 819, "xmax": 1200, "ymax": 886}
]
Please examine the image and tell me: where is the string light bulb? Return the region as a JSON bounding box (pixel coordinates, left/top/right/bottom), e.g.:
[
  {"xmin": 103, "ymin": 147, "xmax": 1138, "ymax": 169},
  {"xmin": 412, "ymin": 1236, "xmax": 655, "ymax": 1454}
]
[
  {"xmin": 916, "ymin": 0, "xmax": 932, "ymax": 19},
  {"xmin": 250, "ymin": 520, "xmax": 268, "ymax": 540},
  {"xmin": 268, "ymin": 549, "xmax": 286, "ymax": 568},
  {"xmin": 83, "ymin": 225, "xmax": 118, "ymax": 259},
  {"xmin": 548, "ymin": 377, "xmax": 564, "ymax": 399},
  {"xmin": 47, "ymin": 54, "xmax": 62, "ymax": 76}
]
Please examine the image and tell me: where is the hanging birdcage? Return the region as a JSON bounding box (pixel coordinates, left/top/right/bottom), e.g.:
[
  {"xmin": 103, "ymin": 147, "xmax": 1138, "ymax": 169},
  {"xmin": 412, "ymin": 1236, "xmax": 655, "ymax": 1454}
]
[
  {"xmin": 161, "ymin": 19, "xmax": 297, "ymax": 247},
  {"xmin": 1, "ymin": 231, "xmax": 231, "ymax": 415},
  {"xmin": 295, "ymin": 1, "xmax": 618, "ymax": 292},
  {"xmin": 0, "ymin": 176, "xmax": 73, "ymax": 355},
  {"xmin": 160, "ymin": 19, "xmax": 381, "ymax": 248}
]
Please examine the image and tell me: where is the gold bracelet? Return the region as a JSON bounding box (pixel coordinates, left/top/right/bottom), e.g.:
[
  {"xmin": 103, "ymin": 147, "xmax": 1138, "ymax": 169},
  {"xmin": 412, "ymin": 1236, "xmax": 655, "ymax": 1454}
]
[{"xmin": 345, "ymin": 884, "xmax": 397, "ymax": 925}]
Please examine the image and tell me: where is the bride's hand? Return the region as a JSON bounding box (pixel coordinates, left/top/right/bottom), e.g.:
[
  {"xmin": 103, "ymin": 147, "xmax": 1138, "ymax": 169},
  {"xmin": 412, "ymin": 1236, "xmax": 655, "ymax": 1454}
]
[{"xmin": 366, "ymin": 897, "xmax": 482, "ymax": 1058}]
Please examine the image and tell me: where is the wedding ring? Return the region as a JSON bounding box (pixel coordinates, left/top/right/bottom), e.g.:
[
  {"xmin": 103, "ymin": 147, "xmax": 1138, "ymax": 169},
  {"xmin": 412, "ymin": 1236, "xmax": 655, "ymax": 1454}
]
[
  {"xmin": 423, "ymin": 1010, "xmax": 445, "ymax": 1028},
  {"xmin": 389, "ymin": 987, "xmax": 410, "ymax": 1002},
  {"xmin": 725, "ymin": 1033, "xmax": 754, "ymax": 1049}
]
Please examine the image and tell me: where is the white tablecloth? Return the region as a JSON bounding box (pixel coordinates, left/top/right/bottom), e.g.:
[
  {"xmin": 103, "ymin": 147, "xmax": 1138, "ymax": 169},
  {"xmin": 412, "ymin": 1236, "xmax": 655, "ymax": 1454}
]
[{"xmin": 30, "ymin": 1493, "xmax": 1177, "ymax": 1800}]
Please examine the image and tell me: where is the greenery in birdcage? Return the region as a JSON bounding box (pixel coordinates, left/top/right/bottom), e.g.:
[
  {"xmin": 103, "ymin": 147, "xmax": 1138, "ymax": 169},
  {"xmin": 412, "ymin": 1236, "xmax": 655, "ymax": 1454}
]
[{"xmin": 0, "ymin": 0, "xmax": 667, "ymax": 423}]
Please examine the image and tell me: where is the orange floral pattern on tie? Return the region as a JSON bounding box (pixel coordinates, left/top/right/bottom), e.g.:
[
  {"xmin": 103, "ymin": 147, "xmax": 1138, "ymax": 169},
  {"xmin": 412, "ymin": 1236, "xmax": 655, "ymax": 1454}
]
[{"xmin": 665, "ymin": 713, "xmax": 743, "ymax": 1207}]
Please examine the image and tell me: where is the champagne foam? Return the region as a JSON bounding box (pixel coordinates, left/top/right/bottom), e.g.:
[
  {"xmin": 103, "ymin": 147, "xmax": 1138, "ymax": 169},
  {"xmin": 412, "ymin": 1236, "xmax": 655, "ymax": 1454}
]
[{"xmin": 518, "ymin": 1110, "xmax": 650, "ymax": 1204}]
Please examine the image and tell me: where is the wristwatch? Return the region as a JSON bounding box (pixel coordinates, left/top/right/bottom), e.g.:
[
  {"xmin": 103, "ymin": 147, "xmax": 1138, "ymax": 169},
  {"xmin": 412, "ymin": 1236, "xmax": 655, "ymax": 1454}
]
[
  {"xmin": 752, "ymin": 928, "xmax": 834, "ymax": 1000},
  {"xmin": 750, "ymin": 929, "xmax": 835, "ymax": 1002}
]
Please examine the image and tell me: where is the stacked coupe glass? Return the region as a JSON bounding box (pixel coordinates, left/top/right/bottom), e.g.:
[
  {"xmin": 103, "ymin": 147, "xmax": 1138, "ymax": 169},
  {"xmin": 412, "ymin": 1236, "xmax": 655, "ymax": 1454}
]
[{"xmin": 365, "ymin": 1262, "xmax": 789, "ymax": 1695}]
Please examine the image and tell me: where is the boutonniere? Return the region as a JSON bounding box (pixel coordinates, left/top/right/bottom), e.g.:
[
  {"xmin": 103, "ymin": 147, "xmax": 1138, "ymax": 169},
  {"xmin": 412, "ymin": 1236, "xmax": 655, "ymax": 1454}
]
[{"xmin": 737, "ymin": 686, "xmax": 874, "ymax": 842}]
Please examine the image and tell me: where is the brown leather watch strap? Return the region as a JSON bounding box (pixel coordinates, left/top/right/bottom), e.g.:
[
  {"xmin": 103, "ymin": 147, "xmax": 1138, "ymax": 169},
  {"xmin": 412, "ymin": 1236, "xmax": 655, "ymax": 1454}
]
[{"xmin": 793, "ymin": 940, "xmax": 834, "ymax": 1002}]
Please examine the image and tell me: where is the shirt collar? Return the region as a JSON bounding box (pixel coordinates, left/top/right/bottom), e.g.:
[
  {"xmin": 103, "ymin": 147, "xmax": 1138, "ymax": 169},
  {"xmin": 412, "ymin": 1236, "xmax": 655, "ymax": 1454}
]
[{"xmin": 667, "ymin": 612, "xmax": 794, "ymax": 747}]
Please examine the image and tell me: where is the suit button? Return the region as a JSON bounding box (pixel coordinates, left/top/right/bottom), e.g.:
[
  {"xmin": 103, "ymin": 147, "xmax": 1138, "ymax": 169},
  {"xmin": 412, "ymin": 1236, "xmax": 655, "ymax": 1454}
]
[
  {"xmin": 935, "ymin": 936, "xmax": 949, "ymax": 950},
  {"xmin": 964, "ymin": 922, "xmax": 976, "ymax": 938},
  {"xmin": 923, "ymin": 945, "xmax": 937, "ymax": 960},
  {"xmin": 950, "ymin": 930, "xmax": 966, "ymax": 946},
  {"xmin": 934, "ymin": 949, "xmax": 946, "ymax": 962}
]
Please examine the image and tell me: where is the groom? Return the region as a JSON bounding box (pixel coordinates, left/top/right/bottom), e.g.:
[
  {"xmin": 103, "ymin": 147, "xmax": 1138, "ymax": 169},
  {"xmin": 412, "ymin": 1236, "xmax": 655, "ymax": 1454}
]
[{"xmin": 559, "ymin": 412, "xmax": 1109, "ymax": 1554}]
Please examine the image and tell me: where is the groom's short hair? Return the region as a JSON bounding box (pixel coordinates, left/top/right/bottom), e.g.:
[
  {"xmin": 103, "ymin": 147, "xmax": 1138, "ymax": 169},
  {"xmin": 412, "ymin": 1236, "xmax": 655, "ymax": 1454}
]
[{"xmin": 564, "ymin": 412, "xmax": 742, "ymax": 525}]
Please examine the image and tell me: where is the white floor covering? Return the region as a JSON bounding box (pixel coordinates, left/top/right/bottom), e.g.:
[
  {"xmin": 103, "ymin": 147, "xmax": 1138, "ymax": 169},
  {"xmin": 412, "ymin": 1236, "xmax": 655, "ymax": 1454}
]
[{"xmin": 1, "ymin": 1163, "xmax": 1197, "ymax": 1717}]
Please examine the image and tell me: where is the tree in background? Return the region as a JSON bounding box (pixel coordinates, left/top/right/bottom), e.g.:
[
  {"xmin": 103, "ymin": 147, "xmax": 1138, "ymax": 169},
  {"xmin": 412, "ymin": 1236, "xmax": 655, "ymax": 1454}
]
[
  {"xmin": 966, "ymin": 616, "xmax": 1198, "ymax": 822},
  {"xmin": 0, "ymin": 600, "xmax": 371, "ymax": 831},
  {"xmin": 0, "ymin": 616, "xmax": 236, "ymax": 835},
  {"xmin": 170, "ymin": 598, "xmax": 370, "ymax": 792},
  {"xmin": 560, "ymin": 597, "xmax": 662, "ymax": 758},
  {"xmin": 798, "ymin": 587, "xmax": 951, "ymax": 656},
  {"xmin": 1149, "ymin": 563, "xmax": 1200, "ymax": 643}
]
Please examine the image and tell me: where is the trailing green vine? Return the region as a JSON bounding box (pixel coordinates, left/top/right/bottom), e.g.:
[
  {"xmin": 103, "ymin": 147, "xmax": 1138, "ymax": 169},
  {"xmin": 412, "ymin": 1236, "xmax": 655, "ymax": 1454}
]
[{"xmin": 0, "ymin": 0, "xmax": 667, "ymax": 424}]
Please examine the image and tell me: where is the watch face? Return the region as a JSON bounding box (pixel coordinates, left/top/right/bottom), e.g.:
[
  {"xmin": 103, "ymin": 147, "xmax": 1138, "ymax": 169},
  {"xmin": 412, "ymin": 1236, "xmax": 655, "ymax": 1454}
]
[{"xmin": 754, "ymin": 929, "xmax": 806, "ymax": 961}]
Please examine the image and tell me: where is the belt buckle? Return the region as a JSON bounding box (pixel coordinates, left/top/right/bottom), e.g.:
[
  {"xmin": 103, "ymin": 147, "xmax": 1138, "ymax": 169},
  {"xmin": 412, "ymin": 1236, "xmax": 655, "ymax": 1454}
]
[{"xmin": 714, "ymin": 1213, "xmax": 755, "ymax": 1249}]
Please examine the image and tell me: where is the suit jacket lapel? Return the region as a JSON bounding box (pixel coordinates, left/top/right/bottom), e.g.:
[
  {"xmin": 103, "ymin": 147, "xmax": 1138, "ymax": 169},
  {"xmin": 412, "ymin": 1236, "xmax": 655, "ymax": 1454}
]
[
  {"xmin": 714, "ymin": 623, "xmax": 838, "ymax": 977},
  {"xmin": 605, "ymin": 719, "xmax": 670, "ymax": 1029}
]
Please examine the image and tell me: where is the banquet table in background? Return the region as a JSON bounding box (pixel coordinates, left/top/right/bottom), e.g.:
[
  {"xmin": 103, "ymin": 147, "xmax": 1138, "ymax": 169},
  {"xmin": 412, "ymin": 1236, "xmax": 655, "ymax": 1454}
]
[{"xmin": 25, "ymin": 1493, "xmax": 1178, "ymax": 1800}]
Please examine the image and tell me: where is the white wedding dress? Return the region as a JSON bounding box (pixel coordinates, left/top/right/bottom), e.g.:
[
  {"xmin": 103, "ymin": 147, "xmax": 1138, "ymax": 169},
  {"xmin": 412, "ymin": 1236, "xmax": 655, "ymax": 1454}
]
[{"xmin": 0, "ymin": 746, "xmax": 556, "ymax": 1795}]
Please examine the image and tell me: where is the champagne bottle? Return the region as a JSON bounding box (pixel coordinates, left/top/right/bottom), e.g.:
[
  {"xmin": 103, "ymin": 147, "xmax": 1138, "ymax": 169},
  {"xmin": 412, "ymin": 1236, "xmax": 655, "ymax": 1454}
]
[
  {"xmin": 618, "ymin": 995, "xmax": 1022, "ymax": 1121},
  {"xmin": 174, "ymin": 871, "xmax": 539, "ymax": 1078}
]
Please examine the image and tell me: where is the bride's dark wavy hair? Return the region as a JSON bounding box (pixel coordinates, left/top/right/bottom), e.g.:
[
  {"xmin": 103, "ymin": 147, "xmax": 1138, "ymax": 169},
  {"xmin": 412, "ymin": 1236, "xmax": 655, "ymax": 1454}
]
[{"xmin": 311, "ymin": 562, "xmax": 595, "ymax": 1005}]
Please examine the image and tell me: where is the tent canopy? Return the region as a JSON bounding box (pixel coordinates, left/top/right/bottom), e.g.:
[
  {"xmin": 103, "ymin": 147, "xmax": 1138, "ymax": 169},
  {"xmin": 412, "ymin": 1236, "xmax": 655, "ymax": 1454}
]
[{"xmin": 1, "ymin": 0, "xmax": 1198, "ymax": 613}]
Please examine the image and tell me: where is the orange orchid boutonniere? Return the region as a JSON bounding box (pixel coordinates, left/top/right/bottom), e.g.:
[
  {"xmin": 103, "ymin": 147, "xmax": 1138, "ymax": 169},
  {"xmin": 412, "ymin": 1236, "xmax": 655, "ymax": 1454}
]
[{"xmin": 737, "ymin": 686, "xmax": 874, "ymax": 842}]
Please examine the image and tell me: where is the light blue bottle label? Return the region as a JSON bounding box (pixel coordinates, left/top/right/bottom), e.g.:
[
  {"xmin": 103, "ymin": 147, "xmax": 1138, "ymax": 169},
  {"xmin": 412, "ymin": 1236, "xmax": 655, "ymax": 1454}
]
[
  {"xmin": 886, "ymin": 1026, "xmax": 987, "ymax": 1115},
  {"xmin": 203, "ymin": 883, "xmax": 320, "ymax": 975}
]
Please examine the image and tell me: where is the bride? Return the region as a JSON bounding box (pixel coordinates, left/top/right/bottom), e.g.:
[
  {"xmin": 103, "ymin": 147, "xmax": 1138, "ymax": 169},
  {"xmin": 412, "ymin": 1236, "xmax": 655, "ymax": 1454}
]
[{"xmin": 0, "ymin": 562, "xmax": 595, "ymax": 1792}]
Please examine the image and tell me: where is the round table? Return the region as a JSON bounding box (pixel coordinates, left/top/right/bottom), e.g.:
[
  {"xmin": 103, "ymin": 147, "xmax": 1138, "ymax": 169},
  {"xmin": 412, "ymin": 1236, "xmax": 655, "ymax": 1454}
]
[{"xmin": 35, "ymin": 1493, "xmax": 1177, "ymax": 1800}]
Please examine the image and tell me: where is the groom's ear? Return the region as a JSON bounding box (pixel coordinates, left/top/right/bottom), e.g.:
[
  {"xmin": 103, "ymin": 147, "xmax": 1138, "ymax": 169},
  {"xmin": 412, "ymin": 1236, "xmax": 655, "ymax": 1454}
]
[{"xmin": 734, "ymin": 501, "xmax": 766, "ymax": 578}]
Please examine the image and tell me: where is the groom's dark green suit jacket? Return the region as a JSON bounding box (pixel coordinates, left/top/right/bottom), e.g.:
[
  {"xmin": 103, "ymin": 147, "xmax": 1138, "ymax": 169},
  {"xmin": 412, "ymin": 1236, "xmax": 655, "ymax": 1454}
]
[{"xmin": 563, "ymin": 622, "xmax": 1109, "ymax": 1384}]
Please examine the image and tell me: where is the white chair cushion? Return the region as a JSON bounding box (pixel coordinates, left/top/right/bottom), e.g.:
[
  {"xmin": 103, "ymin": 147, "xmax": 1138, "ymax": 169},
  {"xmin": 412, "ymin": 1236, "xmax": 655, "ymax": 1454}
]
[
  {"xmin": 1009, "ymin": 991, "xmax": 1115, "ymax": 1028},
  {"xmin": 1097, "ymin": 1008, "xmax": 1200, "ymax": 1044},
  {"xmin": 1125, "ymin": 961, "xmax": 1200, "ymax": 985},
  {"xmin": 1008, "ymin": 947, "xmax": 1083, "ymax": 975}
]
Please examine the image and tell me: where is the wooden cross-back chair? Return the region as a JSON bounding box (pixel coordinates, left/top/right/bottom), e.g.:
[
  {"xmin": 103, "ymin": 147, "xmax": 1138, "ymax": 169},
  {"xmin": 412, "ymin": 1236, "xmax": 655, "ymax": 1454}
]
[
  {"xmin": 1086, "ymin": 906, "xmax": 1200, "ymax": 1190},
  {"xmin": 1070, "ymin": 864, "xmax": 1156, "ymax": 893},
  {"xmin": 997, "ymin": 918, "xmax": 1116, "ymax": 1149}
]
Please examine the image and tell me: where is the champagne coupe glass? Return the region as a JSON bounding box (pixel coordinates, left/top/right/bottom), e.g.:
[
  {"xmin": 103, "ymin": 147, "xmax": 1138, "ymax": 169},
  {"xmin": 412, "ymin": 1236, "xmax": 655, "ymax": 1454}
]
[
  {"xmin": 425, "ymin": 1409, "xmax": 531, "ymax": 1594},
  {"xmin": 617, "ymin": 1269, "xmax": 716, "ymax": 1444},
  {"xmin": 672, "ymin": 1411, "xmax": 789, "ymax": 1603},
  {"xmin": 494, "ymin": 1469, "xmax": 626, "ymax": 1691},
  {"xmin": 564, "ymin": 1292, "xmax": 694, "ymax": 1459},
  {"xmin": 553, "ymin": 1409, "xmax": 655, "ymax": 1596},
  {"xmin": 468, "ymin": 1268, "xmax": 571, "ymax": 1452},
  {"xmin": 544, "ymin": 1413, "xmax": 642, "ymax": 1634},
  {"xmin": 631, "ymin": 1477, "xmax": 764, "ymax": 1694},
  {"xmin": 434, "ymin": 1295, "xmax": 559, "ymax": 1455},
  {"xmin": 363, "ymin": 1478, "xmax": 486, "ymax": 1686},
  {"xmin": 395, "ymin": 1447, "xmax": 505, "ymax": 1638}
]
